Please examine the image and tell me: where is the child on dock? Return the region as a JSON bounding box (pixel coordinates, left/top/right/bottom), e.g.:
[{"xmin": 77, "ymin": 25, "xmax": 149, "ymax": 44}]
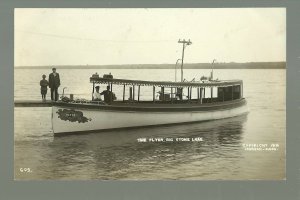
[{"xmin": 40, "ymin": 74, "xmax": 49, "ymax": 101}]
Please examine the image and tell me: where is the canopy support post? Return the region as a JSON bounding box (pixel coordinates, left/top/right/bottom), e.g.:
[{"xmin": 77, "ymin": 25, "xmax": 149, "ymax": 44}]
[
  {"xmin": 123, "ymin": 84, "xmax": 125, "ymax": 102},
  {"xmin": 138, "ymin": 85, "xmax": 140, "ymax": 102},
  {"xmin": 92, "ymin": 82, "xmax": 95, "ymax": 100},
  {"xmin": 211, "ymin": 87, "xmax": 213, "ymax": 103},
  {"xmin": 241, "ymin": 83, "xmax": 243, "ymax": 98},
  {"xmin": 200, "ymin": 88, "xmax": 202, "ymax": 104},
  {"xmin": 232, "ymin": 86, "xmax": 233, "ymax": 100},
  {"xmin": 153, "ymin": 86, "xmax": 155, "ymax": 103},
  {"xmin": 129, "ymin": 87, "xmax": 133, "ymax": 101},
  {"xmin": 197, "ymin": 87, "xmax": 200, "ymax": 100},
  {"xmin": 133, "ymin": 85, "xmax": 135, "ymax": 101},
  {"xmin": 223, "ymin": 87, "xmax": 224, "ymax": 102}
]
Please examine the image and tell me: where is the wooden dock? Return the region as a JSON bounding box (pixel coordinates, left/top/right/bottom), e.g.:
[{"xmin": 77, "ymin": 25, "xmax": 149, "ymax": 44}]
[{"xmin": 14, "ymin": 100, "xmax": 54, "ymax": 107}]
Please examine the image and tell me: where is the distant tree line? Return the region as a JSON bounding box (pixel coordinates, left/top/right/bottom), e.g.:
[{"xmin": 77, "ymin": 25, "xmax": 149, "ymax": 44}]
[{"xmin": 16, "ymin": 62, "xmax": 286, "ymax": 69}]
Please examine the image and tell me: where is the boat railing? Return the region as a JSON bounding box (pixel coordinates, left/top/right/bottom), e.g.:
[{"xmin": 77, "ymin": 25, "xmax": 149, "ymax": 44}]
[{"xmin": 55, "ymin": 97, "xmax": 245, "ymax": 108}]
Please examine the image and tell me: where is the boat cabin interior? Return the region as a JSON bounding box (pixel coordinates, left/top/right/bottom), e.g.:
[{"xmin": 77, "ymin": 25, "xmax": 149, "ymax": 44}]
[{"xmin": 89, "ymin": 73, "xmax": 244, "ymax": 105}]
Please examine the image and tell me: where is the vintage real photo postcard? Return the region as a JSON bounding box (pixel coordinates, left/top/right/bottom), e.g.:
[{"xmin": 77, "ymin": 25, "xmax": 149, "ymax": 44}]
[{"xmin": 14, "ymin": 8, "xmax": 286, "ymax": 180}]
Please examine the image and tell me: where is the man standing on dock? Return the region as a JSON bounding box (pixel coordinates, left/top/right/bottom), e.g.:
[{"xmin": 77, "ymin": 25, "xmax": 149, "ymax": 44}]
[{"xmin": 49, "ymin": 67, "xmax": 61, "ymax": 101}]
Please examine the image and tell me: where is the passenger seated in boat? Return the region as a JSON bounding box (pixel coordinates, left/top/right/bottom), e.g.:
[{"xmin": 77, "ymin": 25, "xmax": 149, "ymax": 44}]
[
  {"xmin": 93, "ymin": 86, "xmax": 102, "ymax": 101},
  {"xmin": 176, "ymin": 88, "xmax": 183, "ymax": 100},
  {"xmin": 100, "ymin": 85, "xmax": 113, "ymax": 104}
]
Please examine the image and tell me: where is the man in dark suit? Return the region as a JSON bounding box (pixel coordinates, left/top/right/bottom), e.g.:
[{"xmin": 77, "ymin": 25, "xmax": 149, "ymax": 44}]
[
  {"xmin": 49, "ymin": 67, "xmax": 61, "ymax": 101},
  {"xmin": 100, "ymin": 85, "xmax": 113, "ymax": 104}
]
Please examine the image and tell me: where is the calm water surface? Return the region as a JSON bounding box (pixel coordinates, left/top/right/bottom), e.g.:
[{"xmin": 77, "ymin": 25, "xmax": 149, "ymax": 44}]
[{"xmin": 14, "ymin": 68, "xmax": 285, "ymax": 180}]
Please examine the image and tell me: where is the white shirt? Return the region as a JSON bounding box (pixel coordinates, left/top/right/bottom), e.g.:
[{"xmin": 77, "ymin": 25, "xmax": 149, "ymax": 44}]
[{"xmin": 93, "ymin": 92, "xmax": 102, "ymax": 100}]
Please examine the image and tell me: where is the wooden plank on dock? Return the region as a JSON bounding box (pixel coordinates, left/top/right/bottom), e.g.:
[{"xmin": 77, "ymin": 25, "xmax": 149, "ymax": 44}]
[{"xmin": 14, "ymin": 100, "xmax": 54, "ymax": 107}]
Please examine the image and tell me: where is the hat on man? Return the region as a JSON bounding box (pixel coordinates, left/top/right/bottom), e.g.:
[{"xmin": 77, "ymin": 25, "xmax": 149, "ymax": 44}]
[
  {"xmin": 95, "ymin": 86, "xmax": 100, "ymax": 89},
  {"xmin": 52, "ymin": 67, "xmax": 56, "ymax": 70}
]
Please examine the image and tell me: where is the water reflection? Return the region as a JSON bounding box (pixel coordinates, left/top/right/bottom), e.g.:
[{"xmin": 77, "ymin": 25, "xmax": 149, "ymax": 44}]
[{"xmin": 45, "ymin": 114, "xmax": 247, "ymax": 180}]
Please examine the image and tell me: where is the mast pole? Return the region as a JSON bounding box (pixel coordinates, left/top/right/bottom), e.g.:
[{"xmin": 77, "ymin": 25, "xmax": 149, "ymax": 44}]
[
  {"xmin": 175, "ymin": 58, "xmax": 181, "ymax": 82},
  {"xmin": 178, "ymin": 39, "xmax": 192, "ymax": 82},
  {"xmin": 180, "ymin": 43, "xmax": 185, "ymax": 82},
  {"xmin": 211, "ymin": 59, "xmax": 217, "ymax": 80}
]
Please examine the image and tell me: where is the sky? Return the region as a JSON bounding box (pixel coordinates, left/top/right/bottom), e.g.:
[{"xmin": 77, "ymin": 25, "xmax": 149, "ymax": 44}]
[{"xmin": 14, "ymin": 8, "xmax": 286, "ymax": 66}]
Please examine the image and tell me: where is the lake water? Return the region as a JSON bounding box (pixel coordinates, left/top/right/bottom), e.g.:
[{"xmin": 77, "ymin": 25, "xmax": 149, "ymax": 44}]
[{"xmin": 14, "ymin": 68, "xmax": 286, "ymax": 180}]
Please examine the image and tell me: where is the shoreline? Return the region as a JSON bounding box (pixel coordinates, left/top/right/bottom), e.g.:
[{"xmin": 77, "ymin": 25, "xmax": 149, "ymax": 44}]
[{"xmin": 15, "ymin": 62, "xmax": 286, "ymax": 69}]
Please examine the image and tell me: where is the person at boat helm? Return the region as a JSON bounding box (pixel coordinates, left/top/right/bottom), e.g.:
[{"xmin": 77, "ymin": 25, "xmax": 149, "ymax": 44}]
[
  {"xmin": 93, "ymin": 86, "xmax": 102, "ymax": 101},
  {"xmin": 100, "ymin": 85, "xmax": 113, "ymax": 104}
]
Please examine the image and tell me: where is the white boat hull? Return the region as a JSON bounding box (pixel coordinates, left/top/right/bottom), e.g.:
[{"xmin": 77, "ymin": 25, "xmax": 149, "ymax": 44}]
[{"xmin": 52, "ymin": 100, "xmax": 248, "ymax": 136}]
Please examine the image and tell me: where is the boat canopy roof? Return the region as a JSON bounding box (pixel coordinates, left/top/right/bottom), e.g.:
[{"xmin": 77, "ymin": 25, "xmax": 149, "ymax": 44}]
[{"xmin": 90, "ymin": 76, "xmax": 243, "ymax": 88}]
